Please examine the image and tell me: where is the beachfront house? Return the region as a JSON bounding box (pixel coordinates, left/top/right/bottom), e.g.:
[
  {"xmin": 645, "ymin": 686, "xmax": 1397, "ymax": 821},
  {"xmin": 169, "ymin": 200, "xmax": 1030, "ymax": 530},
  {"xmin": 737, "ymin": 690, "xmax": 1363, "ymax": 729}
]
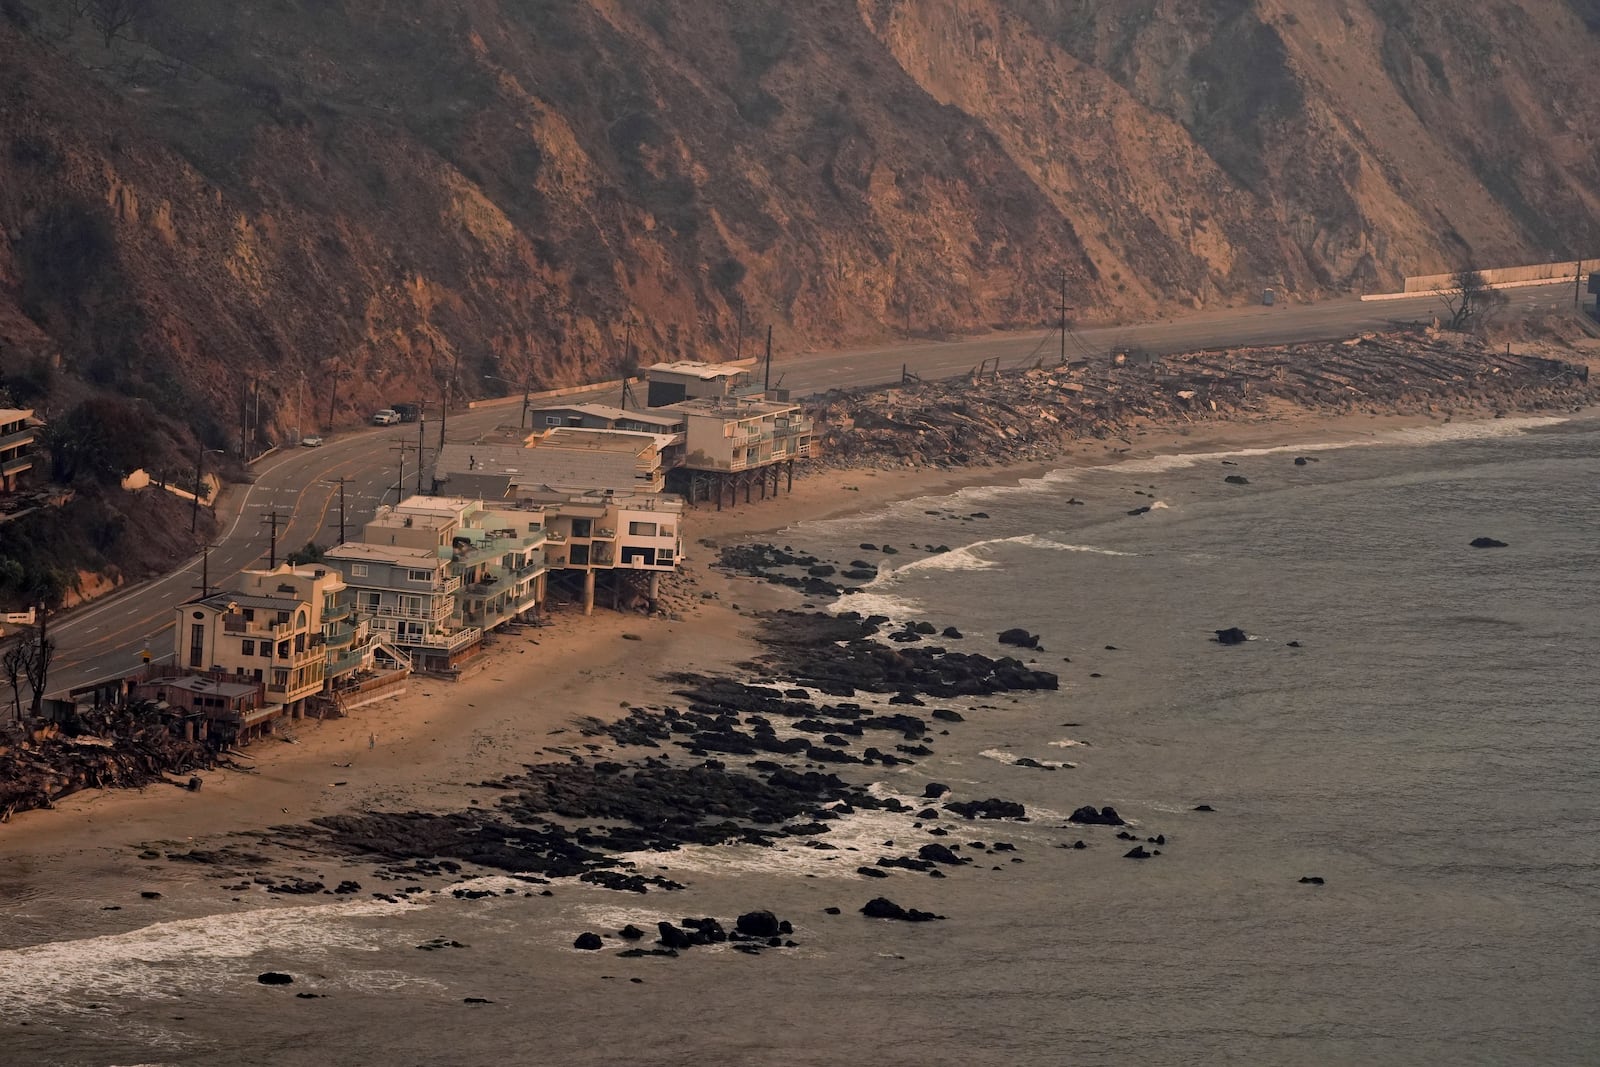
[
  {"xmin": 660, "ymin": 394, "xmax": 814, "ymax": 508},
  {"xmin": 643, "ymin": 361, "xmax": 753, "ymax": 407},
  {"xmin": 326, "ymin": 496, "xmax": 546, "ymax": 674},
  {"xmin": 0, "ymin": 408, "xmax": 36, "ymax": 493},
  {"xmin": 171, "ymin": 564, "xmax": 349, "ymax": 740},
  {"xmin": 513, "ymin": 487, "xmax": 684, "ymax": 615},
  {"xmin": 432, "ymin": 427, "xmax": 679, "ymax": 500}
]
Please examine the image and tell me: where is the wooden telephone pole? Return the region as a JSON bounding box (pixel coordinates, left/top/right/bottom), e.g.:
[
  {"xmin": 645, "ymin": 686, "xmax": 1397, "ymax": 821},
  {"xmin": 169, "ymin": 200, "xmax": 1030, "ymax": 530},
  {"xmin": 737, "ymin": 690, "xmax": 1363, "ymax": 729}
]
[
  {"xmin": 261, "ymin": 511, "xmax": 283, "ymax": 569},
  {"xmin": 391, "ymin": 441, "xmax": 417, "ymax": 505},
  {"xmin": 324, "ymin": 477, "xmax": 350, "ymax": 544}
]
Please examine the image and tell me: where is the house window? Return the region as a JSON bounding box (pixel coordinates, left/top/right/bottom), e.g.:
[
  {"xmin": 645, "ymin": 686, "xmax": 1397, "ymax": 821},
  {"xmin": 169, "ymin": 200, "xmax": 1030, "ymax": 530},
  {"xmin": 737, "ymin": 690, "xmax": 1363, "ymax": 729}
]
[
  {"xmin": 253, "ymin": 669, "xmax": 263, "ymax": 682},
  {"xmin": 261, "ymin": 642, "xmax": 273, "ymax": 658},
  {"xmin": 188, "ymin": 624, "xmax": 205, "ymax": 668},
  {"xmin": 545, "ymin": 416, "xmax": 562, "ymax": 426},
  {"xmin": 350, "ymin": 563, "xmax": 369, "ymax": 577},
  {"xmin": 658, "ymin": 548, "xmax": 674, "ymax": 563},
  {"xmin": 407, "ymin": 569, "xmax": 433, "ymax": 582},
  {"xmin": 241, "ymin": 639, "xmax": 255, "ymax": 656},
  {"xmin": 398, "ymin": 595, "xmax": 423, "ymax": 617},
  {"xmin": 571, "ymin": 519, "xmax": 592, "ymax": 538},
  {"xmin": 277, "ymin": 611, "xmax": 291, "ymax": 625},
  {"xmin": 243, "ymin": 609, "xmax": 255, "ymax": 622},
  {"xmin": 628, "ymin": 521, "xmax": 657, "ymax": 537},
  {"xmin": 272, "ymin": 669, "xmax": 289, "ymax": 688},
  {"xmin": 570, "ymin": 544, "xmax": 590, "ymax": 566}
]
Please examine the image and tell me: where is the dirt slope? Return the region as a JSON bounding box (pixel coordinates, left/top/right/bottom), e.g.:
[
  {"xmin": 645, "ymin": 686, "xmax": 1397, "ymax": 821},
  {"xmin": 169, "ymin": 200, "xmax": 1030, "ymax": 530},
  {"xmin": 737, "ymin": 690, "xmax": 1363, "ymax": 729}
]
[{"xmin": 0, "ymin": 0, "xmax": 1595, "ymax": 441}]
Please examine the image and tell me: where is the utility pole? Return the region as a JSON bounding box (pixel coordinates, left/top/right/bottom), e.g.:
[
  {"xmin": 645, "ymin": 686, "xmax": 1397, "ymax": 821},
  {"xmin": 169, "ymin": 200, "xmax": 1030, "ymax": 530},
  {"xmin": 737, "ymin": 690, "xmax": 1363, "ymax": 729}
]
[
  {"xmin": 1058, "ymin": 274, "xmax": 1069, "ymax": 368},
  {"xmin": 326, "ymin": 363, "xmax": 340, "ymax": 432},
  {"xmin": 191, "ymin": 446, "xmax": 222, "ymax": 534},
  {"xmin": 391, "ymin": 441, "xmax": 417, "ymax": 505},
  {"xmin": 325, "ymin": 477, "xmax": 349, "ymax": 544},
  {"xmin": 194, "ymin": 541, "xmax": 221, "ymax": 599},
  {"xmin": 261, "ymin": 510, "xmax": 283, "ymax": 569},
  {"xmin": 1578, "ymin": 259, "xmax": 1585, "ymax": 308},
  {"xmin": 764, "ymin": 325, "xmax": 773, "ymax": 393},
  {"xmin": 416, "ymin": 411, "xmax": 428, "ymax": 494}
]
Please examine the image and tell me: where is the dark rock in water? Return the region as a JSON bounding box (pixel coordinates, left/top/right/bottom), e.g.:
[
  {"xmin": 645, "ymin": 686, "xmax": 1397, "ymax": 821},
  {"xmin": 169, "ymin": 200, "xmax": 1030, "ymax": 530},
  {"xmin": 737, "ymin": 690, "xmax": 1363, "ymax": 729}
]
[
  {"xmin": 1214, "ymin": 627, "xmax": 1249, "ymax": 645},
  {"xmin": 889, "ymin": 692, "xmax": 926, "ymax": 706},
  {"xmin": 736, "ymin": 910, "xmax": 782, "ymax": 938},
  {"xmin": 881, "ymin": 545, "xmax": 899, "ymax": 555},
  {"xmin": 1128, "ymin": 506, "xmax": 1151, "ymax": 516},
  {"xmin": 912, "ymin": 621, "xmax": 937, "ymax": 634},
  {"xmin": 574, "ymin": 932, "xmax": 605, "ymax": 951},
  {"xmin": 1299, "ymin": 876, "xmax": 1326, "ymax": 885},
  {"xmin": 917, "ymin": 843, "xmax": 967, "ymax": 866},
  {"xmin": 1123, "ymin": 846, "xmax": 1152, "ymax": 859},
  {"xmin": 807, "ymin": 565, "xmax": 837, "ymax": 577},
  {"xmin": 464, "ymin": 997, "xmax": 495, "ymax": 1004},
  {"xmin": 333, "ymin": 880, "xmax": 361, "ymax": 895},
  {"xmin": 1072, "ymin": 840, "xmax": 1087, "ymax": 850},
  {"xmin": 1193, "ymin": 804, "xmax": 1215, "ymax": 812},
  {"xmin": 824, "ymin": 906, "xmax": 842, "ymax": 915},
  {"xmin": 1294, "ymin": 457, "xmax": 1310, "ymax": 466},
  {"xmin": 930, "ymin": 708, "xmax": 963, "ymax": 723},
  {"xmin": 941, "ymin": 626, "xmax": 964, "ymax": 639},
  {"xmin": 922, "ymin": 782, "xmax": 950, "ymax": 799},
  {"xmin": 859, "ymin": 543, "xmax": 878, "ymax": 552},
  {"xmin": 997, "ymin": 628, "xmax": 1040, "ymax": 649},
  {"xmin": 856, "ymin": 866, "xmax": 890, "ymax": 878},
  {"xmin": 140, "ymin": 891, "xmax": 162, "ymax": 900},
  {"xmin": 1470, "ymin": 537, "xmax": 1508, "ymax": 548},
  {"xmin": 944, "ymin": 797, "xmax": 1026, "ymax": 820},
  {"xmin": 1116, "ymin": 830, "xmax": 1138, "ymax": 841},
  {"xmin": 1068, "ymin": 805, "xmax": 1125, "ymax": 826},
  {"xmin": 1013, "ymin": 757, "xmax": 1053, "ymax": 770},
  {"xmin": 1286, "ymin": 640, "xmax": 1302, "ymax": 648},
  {"xmin": 257, "ymin": 972, "xmax": 294, "ymax": 986},
  {"xmin": 295, "ymin": 992, "xmax": 327, "ymax": 999},
  {"xmin": 657, "ymin": 923, "xmax": 694, "ymax": 950},
  {"xmin": 1224, "ymin": 475, "xmax": 1250, "ymax": 485},
  {"xmin": 841, "ymin": 569, "xmax": 877, "ymax": 580},
  {"xmin": 860, "ymin": 897, "xmax": 943, "ymax": 922},
  {"xmin": 618, "ymin": 948, "xmax": 680, "ymax": 959},
  {"xmin": 970, "ymin": 512, "xmax": 990, "ymax": 519},
  {"xmin": 916, "ymin": 807, "xmax": 939, "ymax": 819}
]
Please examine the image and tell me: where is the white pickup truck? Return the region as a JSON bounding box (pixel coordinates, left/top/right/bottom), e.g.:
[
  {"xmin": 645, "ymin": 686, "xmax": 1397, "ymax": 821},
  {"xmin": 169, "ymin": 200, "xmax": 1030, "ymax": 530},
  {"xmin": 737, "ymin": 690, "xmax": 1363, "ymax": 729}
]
[{"xmin": 372, "ymin": 409, "xmax": 401, "ymax": 425}]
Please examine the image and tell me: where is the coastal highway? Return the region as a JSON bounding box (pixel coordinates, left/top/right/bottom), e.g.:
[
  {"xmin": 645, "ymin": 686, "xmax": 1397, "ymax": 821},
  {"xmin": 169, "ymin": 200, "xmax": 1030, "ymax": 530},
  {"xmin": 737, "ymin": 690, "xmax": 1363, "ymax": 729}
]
[{"xmin": 37, "ymin": 279, "xmax": 1579, "ymax": 700}]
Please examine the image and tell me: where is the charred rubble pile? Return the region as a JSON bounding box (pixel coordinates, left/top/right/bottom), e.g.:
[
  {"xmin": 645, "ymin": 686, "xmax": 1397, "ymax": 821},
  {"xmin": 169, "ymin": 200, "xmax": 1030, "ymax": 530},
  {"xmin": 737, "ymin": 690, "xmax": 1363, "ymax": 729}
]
[
  {"xmin": 810, "ymin": 330, "xmax": 1593, "ymax": 470},
  {"xmin": 0, "ymin": 703, "xmax": 216, "ymax": 820}
]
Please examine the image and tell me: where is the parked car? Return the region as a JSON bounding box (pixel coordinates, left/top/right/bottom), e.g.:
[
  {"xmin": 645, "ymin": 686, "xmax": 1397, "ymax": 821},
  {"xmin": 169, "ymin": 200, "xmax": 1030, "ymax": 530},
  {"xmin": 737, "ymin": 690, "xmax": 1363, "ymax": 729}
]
[
  {"xmin": 300, "ymin": 435, "xmax": 325, "ymax": 448},
  {"xmin": 372, "ymin": 409, "xmax": 401, "ymax": 425}
]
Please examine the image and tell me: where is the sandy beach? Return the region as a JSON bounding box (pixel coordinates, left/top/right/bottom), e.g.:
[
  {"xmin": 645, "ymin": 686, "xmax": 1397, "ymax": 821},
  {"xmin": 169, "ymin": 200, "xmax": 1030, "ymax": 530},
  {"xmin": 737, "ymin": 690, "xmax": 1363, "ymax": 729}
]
[{"xmin": 0, "ymin": 404, "xmax": 1584, "ymax": 866}]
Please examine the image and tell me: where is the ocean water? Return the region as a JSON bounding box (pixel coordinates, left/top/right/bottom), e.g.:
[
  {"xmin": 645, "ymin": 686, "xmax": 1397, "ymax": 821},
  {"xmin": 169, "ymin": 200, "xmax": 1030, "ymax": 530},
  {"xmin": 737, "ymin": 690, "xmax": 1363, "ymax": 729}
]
[{"xmin": 3, "ymin": 417, "xmax": 1598, "ymax": 1066}]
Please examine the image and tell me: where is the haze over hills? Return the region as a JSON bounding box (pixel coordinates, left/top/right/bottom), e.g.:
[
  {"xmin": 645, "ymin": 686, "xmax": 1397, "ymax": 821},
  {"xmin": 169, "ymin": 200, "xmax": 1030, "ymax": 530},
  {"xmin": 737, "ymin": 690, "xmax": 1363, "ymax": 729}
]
[{"xmin": 0, "ymin": 0, "xmax": 1596, "ymax": 442}]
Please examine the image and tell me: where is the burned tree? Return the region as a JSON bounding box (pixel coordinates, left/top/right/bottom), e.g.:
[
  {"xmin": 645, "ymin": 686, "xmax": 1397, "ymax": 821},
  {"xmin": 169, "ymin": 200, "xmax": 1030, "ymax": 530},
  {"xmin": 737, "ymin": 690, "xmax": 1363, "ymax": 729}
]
[
  {"xmin": 80, "ymin": 0, "xmax": 147, "ymax": 49},
  {"xmin": 1439, "ymin": 266, "xmax": 1509, "ymax": 333}
]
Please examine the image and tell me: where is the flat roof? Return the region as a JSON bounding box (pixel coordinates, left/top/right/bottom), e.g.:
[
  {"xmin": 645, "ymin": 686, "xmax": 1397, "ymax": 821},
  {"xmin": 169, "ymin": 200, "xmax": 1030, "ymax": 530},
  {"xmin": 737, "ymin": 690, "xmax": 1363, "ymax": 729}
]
[
  {"xmin": 647, "ymin": 361, "xmax": 750, "ymax": 381},
  {"xmin": 157, "ymin": 676, "xmax": 260, "ymax": 699},
  {"xmin": 188, "ymin": 591, "xmax": 299, "ymax": 612},
  {"xmin": 665, "ymin": 395, "xmax": 803, "ymax": 417},
  {"xmin": 532, "ymin": 402, "xmax": 685, "ymax": 428},
  {"xmin": 326, "ymin": 542, "xmax": 441, "ymax": 566},
  {"xmin": 539, "ymin": 427, "xmax": 666, "ymax": 454}
]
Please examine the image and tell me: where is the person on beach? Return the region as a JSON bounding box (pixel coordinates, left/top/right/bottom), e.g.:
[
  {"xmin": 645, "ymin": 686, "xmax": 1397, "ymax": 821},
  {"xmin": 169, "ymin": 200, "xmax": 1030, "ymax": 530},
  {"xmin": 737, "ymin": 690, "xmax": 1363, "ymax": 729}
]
[{"xmin": 368, "ymin": 732, "xmax": 375, "ymax": 750}]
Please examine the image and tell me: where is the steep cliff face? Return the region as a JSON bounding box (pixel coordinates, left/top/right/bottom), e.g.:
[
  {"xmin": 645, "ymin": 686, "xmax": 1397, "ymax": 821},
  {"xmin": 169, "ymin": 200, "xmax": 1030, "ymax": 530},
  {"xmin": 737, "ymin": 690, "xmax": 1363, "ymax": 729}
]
[{"xmin": 0, "ymin": 0, "xmax": 1595, "ymax": 444}]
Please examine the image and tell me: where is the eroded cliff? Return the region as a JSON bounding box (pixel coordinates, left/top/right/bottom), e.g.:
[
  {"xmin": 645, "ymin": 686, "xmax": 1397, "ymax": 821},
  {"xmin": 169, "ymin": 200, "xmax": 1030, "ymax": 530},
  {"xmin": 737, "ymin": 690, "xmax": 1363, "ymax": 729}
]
[{"xmin": 0, "ymin": 0, "xmax": 1595, "ymax": 442}]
